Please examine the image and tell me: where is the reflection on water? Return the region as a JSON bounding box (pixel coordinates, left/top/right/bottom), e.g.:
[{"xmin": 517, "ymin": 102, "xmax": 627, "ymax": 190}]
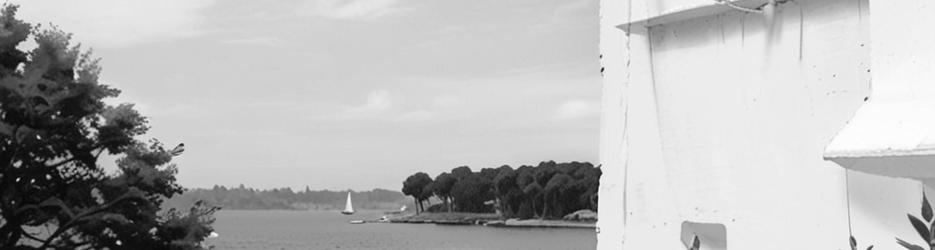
[{"xmin": 207, "ymin": 210, "xmax": 596, "ymax": 250}]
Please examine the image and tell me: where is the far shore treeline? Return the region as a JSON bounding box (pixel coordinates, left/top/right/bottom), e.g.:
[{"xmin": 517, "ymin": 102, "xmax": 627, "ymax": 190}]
[
  {"xmin": 402, "ymin": 161, "xmax": 600, "ymax": 219},
  {"xmin": 165, "ymin": 186, "xmax": 408, "ymax": 210}
]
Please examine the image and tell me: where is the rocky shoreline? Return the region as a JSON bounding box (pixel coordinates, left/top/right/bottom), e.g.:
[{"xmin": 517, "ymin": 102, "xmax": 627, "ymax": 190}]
[{"xmin": 380, "ymin": 212, "xmax": 596, "ymax": 229}]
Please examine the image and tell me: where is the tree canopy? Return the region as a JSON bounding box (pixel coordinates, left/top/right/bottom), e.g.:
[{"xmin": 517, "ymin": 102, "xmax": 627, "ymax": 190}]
[
  {"xmin": 404, "ymin": 161, "xmax": 600, "ymax": 219},
  {"xmin": 0, "ymin": 5, "xmax": 216, "ymax": 249},
  {"xmin": 432, "ymin": 172, "xmax": 456, "ymax": 212},
  {"xmin": 401, "ymin": 172, "xmax": 433, "ymax": 213}
]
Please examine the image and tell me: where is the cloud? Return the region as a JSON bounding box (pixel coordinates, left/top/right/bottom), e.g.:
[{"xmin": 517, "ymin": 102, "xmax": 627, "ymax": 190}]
[
  {"xmin": 340, "ymin": 90, "xmax": 392, "ymax": 119},
  {"xmin": 221, "ymin": 36, "xmax": 285, "ymax": 47},
  {"xmin": 9, "ymin": 0, "xmax": 215, "ymax": 48},
  {"xmin": 390, "ymin": 95, "xmax": 460, "ymax": 124},
  {"xmin": 296, "ymin": 0, "xmax": 408, "ymax": 21},
  {"xmin": 356, "ymin": 90, "xmax": 392, "ymax": 111},
  {"xmin": 553, "ymin": 100, "xmax": 598, "ymax": 120}
]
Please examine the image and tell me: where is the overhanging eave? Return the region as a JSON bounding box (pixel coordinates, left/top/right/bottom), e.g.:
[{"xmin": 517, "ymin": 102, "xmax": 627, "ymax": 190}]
[
  {"xmin": 824, "ymin": 100, "xmax": 935, "ymax": 179},
  {"xmin": 614, "ymin": 0, "xmax": 772, "ymax": 30}
]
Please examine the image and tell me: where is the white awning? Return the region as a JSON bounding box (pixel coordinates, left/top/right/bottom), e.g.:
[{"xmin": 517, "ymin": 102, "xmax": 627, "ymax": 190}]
[{"xmin": 824, "ymin": 100, "xmax": 935, "ymax": 178}]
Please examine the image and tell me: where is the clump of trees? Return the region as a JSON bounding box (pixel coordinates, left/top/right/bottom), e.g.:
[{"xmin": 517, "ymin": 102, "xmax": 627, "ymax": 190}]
[
  {"xmin": 0, "ymin": 5, "xmax": 215, "ymax": 249},
  {"xmin": 402, "ymin": 161, "xmax": 600, "ymax": 219}
]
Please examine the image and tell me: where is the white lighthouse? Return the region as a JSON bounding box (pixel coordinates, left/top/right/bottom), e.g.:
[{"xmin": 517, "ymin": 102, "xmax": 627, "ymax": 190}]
[{"xmin": 597, "ymin": 0, "xmax": 935, "ymax": 249}]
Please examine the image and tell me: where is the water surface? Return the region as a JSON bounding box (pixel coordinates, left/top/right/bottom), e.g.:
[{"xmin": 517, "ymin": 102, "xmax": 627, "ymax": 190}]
[{"xmin": 207, "ymin": 210, "xmax": 597, "ymax": 250}]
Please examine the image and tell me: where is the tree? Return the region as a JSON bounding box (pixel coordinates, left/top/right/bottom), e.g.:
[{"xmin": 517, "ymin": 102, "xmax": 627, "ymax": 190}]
[
  {"xmin": 513, "ymin": 165, "xmax": 539, "ymax": 218},
  {"xmin": 401, "ymin": 172, "xmax": 432, "ymax": 214},
  {"xmin": 478, "ymin": 167, "xmax": 499, "ymax": 183},
  {"xmin": 432, "ymin": 172, "xmax": 456, "ymax": 212},
  {"xmin": 450, "ymin": 173, "xmax": 493, "ymax": 213},
  {"xmin": 543, "ymin": 173, "xmax": 573, "ymax": 218},
  {"xmin": 574, "ymin": 164, "xmax": 601, "ymax": 211},
  {"xmin": 450, "ymin": 166, "xmax": 472, "ymax": 180},
  {"xmin": 0, "ymin": 4, "xmax": 217, "ymax": 249},
  {"xmin": 493, "ymin": 165, "xmax": 518, "ymax": 217},
  {"xmin": 521, "ymin": 182, "xmax": 543, "ymax": 218},
  {"xmin": 534, "ymin": 161, "xmax": 558, "ymax": 187},
  {"xmin": 419, "ymin": 181, "xmax": 434, "ymax": 210}
]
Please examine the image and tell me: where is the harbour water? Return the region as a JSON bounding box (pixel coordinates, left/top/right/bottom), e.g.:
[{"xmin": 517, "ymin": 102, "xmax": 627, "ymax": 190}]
[{"xmin": 207, "ymin": 210, "xmax": 597, "ymax": 250}]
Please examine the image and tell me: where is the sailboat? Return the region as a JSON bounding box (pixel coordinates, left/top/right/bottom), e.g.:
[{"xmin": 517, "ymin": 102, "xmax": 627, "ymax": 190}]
[{"xmin": 341, "ymin": 192, "xmax": 355, "ymax": 215}]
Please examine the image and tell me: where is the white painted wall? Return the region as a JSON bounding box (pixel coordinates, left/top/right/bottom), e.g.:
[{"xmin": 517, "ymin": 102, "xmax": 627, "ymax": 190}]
[
  {"xmin": 870, "ymin": 0, "xmax": 935, "ymax": 102},
  {"xmin": 596, "ymin": 9, "xmax": 629, "ymax": 250},
  {"xmin": 598, "ymin": 0, "xmax": 929, "ymax": 248}
]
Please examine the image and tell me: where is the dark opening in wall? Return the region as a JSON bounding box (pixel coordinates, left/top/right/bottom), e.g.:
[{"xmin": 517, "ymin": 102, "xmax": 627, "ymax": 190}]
[{"xmin": 681, "ymin": 221, "xmax": 727, "ymax": 250}]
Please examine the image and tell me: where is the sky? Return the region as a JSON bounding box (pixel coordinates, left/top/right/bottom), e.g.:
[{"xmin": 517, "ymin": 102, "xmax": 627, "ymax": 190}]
[{"xmin": 9, "ymin": 0, "xmax": 601, "ymax": 191}]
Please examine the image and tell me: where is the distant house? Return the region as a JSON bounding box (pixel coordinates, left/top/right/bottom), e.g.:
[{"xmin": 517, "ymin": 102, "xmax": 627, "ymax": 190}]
[{"xmin": 596, "ymin": 0, "xmax": 935, "ymax": 249}]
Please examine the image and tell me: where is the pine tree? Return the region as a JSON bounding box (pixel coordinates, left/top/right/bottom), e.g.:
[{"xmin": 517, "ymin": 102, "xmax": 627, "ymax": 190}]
[{"xmin": 0, "ymin": 4, "xmax": 217, "ymax": 249}]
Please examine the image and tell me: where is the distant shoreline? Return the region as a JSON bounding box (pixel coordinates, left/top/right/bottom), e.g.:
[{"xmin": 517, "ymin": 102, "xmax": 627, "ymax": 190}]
[
  {"xmin": 164, "ymin": 187, "xmax": 408, "ymax": 211},
  {"xmin": 211, "ymin": 208, "xmax": 404, "ymax": 212},
  {"xmin": 382, "ymin": 212, "xmax": 596, "ymax": 229},
  {"xmin": 210, "ymin": 209, "xmax": 597, "ymax": 228}
]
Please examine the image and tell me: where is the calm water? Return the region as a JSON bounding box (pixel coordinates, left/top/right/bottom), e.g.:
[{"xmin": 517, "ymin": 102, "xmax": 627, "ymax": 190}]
[{"xmin": 206, "ymin": 210, "xmax": 597, "ymax": 250}]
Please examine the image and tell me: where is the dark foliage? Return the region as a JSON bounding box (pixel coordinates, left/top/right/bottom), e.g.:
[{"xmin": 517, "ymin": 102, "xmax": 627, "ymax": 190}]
[
  {"xmin": 0, "ymin": 4, "xmax": 215, "ymax": 249},
  {"xmin": 899, "ymin": 192, "xmax": 935, "ymax": 250},
  {"xmin": 432, "ymin": 173, "xmax": 456, "ymax": 212},
  {"xmin": 402, "ymin": 172, "xmax": 433, "ymax": 213},
  {"xmin": 450, "ymin": 174, "xmax": 494, "ymax": 213},
  {"xmin": 850, "ymin": 235, "xmax": 873, "ymax": 250},
  {"xmin": 403, "ymin": 161, "xmax": 600, "ymax": 219}
]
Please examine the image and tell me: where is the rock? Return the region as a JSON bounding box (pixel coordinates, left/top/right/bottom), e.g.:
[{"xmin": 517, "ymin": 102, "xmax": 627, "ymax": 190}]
[
  {"xmin": 484, "ymin": 220, "xmax": 506, "ymax": 227},
  {"xmin": 563, "ymin": 209, "xmax": 598, "ymax": 221}
]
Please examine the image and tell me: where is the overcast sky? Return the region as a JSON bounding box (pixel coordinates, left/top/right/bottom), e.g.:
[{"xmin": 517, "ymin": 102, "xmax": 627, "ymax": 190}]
[{"xmin": 11, "ymin": 0, "xmax": 600, "ymax": 191}]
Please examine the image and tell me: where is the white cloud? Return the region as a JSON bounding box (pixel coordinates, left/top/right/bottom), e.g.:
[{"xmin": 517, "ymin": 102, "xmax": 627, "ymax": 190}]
[
  {"xmin": 221, "ymin": 36, "xmax": 285, "ymax": 47},
  {"xmin": 10, "ymin": 0, "xmax": 215, "ymax": 48},
  {"xmin": 356, "ymin": 90, "xmax": 392, "ymax": 111},
  {"xmin": 553, "ymin": 100, "xmax": 598, "ymax": 120},
  {"xmin": 389, "ymin": 95, "xmax": 459, "ymax": 124},
  {"xmin": 340, "ymin": 90, "xmax": 392, "ymax": 119},
  {"xmin": 297, "ymin": 0, "xmax": 407, "ymax": 21}
]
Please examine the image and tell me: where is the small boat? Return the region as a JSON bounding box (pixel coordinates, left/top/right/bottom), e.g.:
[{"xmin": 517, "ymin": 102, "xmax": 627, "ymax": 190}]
[
  {"xmin": 349, "ymin": 220, "xmax": 365, "ymax": 224},
  {"xmin": 341, "ymin": 192, "xmax": 355, "ymax": 215}
]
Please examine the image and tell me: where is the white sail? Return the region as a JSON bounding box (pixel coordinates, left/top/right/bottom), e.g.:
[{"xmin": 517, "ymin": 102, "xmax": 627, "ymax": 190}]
[{"xmin": 341, "ymin": 192, "xmax": 355, "ymax": 215}]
